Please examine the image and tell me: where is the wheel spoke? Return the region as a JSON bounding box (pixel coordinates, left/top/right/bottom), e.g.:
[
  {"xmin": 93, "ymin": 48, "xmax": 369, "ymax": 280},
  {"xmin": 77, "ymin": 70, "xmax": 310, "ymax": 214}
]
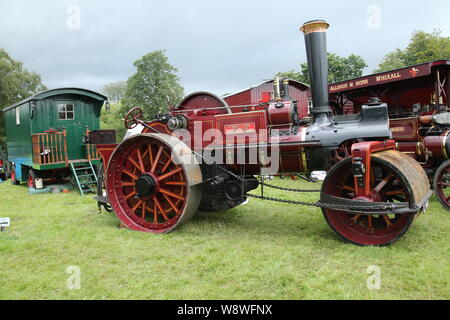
[
  {"xmin": 123, "ymin": 169, "xmax": 138, "ymax": 180},
  {"xmin": 383, "ymin": 214, "xmax": 393, "ymax": 227},
  {"xmin": 148, "ymin": 145, "xmax": 154, "ymax": 168},
  {"xmin": 141, "ymin": 201, "xmax": 146, "ymax": 219},
  {"xmin": 438, "ymin": 182, "xmax": 450, "ymax": 187},
  {"xmin": 163, "ymin": 194, "xmax": 180, "ymax": 215},
  {"xmin": 140, "ymin": 147, "xmax": 149, "ymax": 160},
  {"xmin": 121, "ymin": 182, "xmax": 135, "ymax": 187},
  {"xmin": 137, "ymin": 148, "xmax": 145, "ymax": 172},
  {"xmin": 132, "ymin": 199, "xmax": 143, "ymax": 212},
  {"xmin": 158, "ymin": 167, "xmax": 183, "ymax": 181},
  {"xmin": 374, "ymin": 173, "xmax": 393, "ymax": 193},
  {"xmin": 367, "ymin": 215, "xmax": 373, "ymax": 229},
  {"xmin": 153, "ymin": 201, "xmax": 157, "ymax": 223},
  {"xmin": 370, "ymin": 169, "xmax": 375, "ymax": 188},
  {"xmin": 164, "ymin": 181, "xmax": 186, "ymax": 186},
  {"xmin": 125, "ymin": 191, "xmax": 136, "ymax": 200},
  {"xmin": 159, "ymin": 187, "xmax": 185, "ymax": 201},
  {"xmin": 153, "ymin": 196, "xmax": 168, "ymax": 221},
  {"xmin": 151, "ymin": 146, "xmax": 163, "ymax": 173},
  {"xmin": 127, "ymin": 156, "xmax": 142, "ymax": 173},
  {"xmin": 385, "ymin": 189, "xmax": 405, "ymax": 196},
  {"xmin": 161, "ymin": 154, "xmax": 173, "ymax": 174}
]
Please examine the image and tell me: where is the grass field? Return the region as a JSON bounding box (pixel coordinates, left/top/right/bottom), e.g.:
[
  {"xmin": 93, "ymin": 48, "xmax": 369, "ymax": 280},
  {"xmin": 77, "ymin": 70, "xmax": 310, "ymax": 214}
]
[{"xmin": 0, "ymin": 178, "xmax": 448, "ymax": 300}]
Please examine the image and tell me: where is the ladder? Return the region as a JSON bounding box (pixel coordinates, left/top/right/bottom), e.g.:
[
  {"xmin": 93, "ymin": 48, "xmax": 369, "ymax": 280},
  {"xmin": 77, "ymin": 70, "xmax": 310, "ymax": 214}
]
[{"xmin": 70, "ymin": 161, "xmax": 98, "ymax": 196}]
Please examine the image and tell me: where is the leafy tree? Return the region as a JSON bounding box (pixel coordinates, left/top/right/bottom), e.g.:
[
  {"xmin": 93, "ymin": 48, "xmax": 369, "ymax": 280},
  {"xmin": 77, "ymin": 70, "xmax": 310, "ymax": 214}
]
[
  {"xmin": 275, "ymin": 69, "xmax": 308, "ymax": 84},
  {"xmin": 277, "ymin": 53, "xmax": 368, "ymax": 85},
  {"xmin": 122, "ymin": 50, "xmax": 184, "ymax": 118},
  {"xmin": 100, "ymin": 102, "xmax": 128, "ymax": 142},
  {"xmin": 374, "ymin": 49, "xmax": 405, "ymax": 72},
  {"xmin": 0, "ymin": 48, "xmax": 46, "ymax": 150},
  {"xmin": 100, "ymin": 81, "xmax": 127, "ymax": 103},
  {"xmin": 375, "ymin": 29, "xmax": 450, "ymax": 73},
  {"xmin": 327, "ymin": 53, "xmax": 368, "ymax": 83}
]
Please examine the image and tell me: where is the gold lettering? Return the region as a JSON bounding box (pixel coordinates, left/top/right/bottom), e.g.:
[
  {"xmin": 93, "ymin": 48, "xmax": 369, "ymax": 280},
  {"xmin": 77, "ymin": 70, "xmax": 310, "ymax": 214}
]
[
  {"xmin": 330, "ymin": 83, "xmax": 348, "ymax": 92},
  {"xmin": 355, "ymin": 79, "xmax": 369, "ymax": 86},
  {"xmin": 376, "ymin": 72, "xmax": 401, "ymax": 82}
]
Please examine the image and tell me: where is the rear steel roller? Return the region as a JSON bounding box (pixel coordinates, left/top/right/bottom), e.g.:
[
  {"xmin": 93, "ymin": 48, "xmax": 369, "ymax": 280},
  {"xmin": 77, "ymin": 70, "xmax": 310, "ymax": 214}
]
[
  {"xmin": 106, "ymin": 133, "xmax": 203, "ymax": 233},
  {"xmin": 322, "ymin": 150, "xmax": 430, "ymax": 246}
]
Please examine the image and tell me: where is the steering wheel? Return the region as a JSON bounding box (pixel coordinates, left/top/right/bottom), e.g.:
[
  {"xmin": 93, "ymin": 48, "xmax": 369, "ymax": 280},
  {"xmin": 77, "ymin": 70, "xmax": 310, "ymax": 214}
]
[{"xmin": 124, "ymin": 107, "xmax": 144, "ymax": 129}]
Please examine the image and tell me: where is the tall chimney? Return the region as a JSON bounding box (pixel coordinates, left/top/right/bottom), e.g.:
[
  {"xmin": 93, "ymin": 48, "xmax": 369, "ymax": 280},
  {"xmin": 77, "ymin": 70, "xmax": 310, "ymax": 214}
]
[{"xmin": 300, "ymin": 20, "xmax": 331, "ymax": 118}]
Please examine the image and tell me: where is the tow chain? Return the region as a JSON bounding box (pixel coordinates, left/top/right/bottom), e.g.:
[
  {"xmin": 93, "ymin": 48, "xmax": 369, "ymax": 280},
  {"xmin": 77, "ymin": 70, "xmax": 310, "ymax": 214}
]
[
  {"xmin": 250, "ymin": 180, "xmax": 404, "ymax": 211},
  {"xmin": 245, "ymin": 179, "xmax": 322, "ymax": 207},
  {"xmin": 258, "ymin": 180, "xmax": 321, "ymax": 193},
  {"xmin": 246, "ymin": 193, "xmax": 404, "ymax": 211},
  {"xmin": 247, "ymin": 187, "xmax": 409, "ymax": 211},
  {"xmin": 246, "ymin": 193, "xmax": 322, "ymax": 207}
]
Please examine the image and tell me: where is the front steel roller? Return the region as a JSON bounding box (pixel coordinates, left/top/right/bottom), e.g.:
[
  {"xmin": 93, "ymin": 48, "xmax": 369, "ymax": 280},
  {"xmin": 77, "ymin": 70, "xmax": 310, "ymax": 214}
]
[
  {"xmin": 106, "ymin": 133, "xmax": 203, "ymax": 233},
  {"xmin": 321, "ymin": 150, "xmax": 430, "ymax": 246}
]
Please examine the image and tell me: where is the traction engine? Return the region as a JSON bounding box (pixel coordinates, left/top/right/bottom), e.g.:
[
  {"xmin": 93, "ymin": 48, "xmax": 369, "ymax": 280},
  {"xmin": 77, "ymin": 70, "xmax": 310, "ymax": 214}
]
[
  {"xmin": 327, "ymin": 60, "xmax": 450, "ymax": 210},
  {"xmin": 98, "ymin": 20, "xmax": 432, "ymax": 246}
]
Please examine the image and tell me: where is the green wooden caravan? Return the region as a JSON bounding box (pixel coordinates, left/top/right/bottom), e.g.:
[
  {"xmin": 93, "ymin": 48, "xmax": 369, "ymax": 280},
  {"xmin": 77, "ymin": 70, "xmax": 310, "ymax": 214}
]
[{"xmin": 2, "ymin": 88, "xmax": 114, "ymax": 195}]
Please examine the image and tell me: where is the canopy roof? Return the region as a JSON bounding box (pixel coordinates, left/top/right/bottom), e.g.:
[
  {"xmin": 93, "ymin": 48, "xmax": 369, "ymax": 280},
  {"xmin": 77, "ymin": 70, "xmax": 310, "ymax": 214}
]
[{"xmin": 3, "ymin": 87, "xmax": 107, "ymax": 112}]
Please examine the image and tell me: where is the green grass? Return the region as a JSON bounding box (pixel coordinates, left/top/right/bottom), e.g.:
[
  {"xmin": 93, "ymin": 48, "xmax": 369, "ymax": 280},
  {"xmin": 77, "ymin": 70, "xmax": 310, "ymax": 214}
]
[{"xmin": 0, "ymin": 178, "xmax": 448, "ymax": 300}]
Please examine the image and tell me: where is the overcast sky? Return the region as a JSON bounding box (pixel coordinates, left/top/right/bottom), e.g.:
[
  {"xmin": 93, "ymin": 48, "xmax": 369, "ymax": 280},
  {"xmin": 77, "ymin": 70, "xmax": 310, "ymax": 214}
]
[{"xmin": 1, "ymin": 0, "xmax": 449, "ymax": 96}]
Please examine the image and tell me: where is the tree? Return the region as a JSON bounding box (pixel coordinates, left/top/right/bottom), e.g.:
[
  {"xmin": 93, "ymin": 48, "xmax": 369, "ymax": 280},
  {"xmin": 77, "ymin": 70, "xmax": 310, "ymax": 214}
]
[
  {"xmin": 275, "ymin": 69, "xmax": 307, "ymax": 84},
  {"xmin": 122, "ymin": 50, "xmax": 184, "ymax": 118},
  {"xmin": 374, "ymin": 49, "xmax": 405, "ymax": 72},
  {"xmin": 100, "ymin": 102, "xmax": 128, "ymax": 142},
  {"xmin": 100, "ymin": 81, "xmax": 127, "ymax": 103},
  {"xmin": 375, "ymin": 29, "xmax": 450, "ymax": 73},
  {"xmin": 277, "ymin": 53, "xmax": 368, "ymax": 85},
  {"xmin": 0, "ymin": 48, "xmax": 46, "ymax": 150}
]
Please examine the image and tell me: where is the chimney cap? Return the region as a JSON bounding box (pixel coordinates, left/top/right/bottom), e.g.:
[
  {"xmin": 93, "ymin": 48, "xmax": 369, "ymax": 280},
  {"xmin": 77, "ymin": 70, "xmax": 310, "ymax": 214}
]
[{"xmin": 300, "ymin": 20, "xmax": 330, "ymax": 35}]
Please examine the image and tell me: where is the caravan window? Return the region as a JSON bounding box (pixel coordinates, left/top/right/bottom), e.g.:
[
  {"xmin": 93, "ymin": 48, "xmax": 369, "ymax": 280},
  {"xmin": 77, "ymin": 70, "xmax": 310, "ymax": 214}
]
[{"xmin": 57, "ymin": 104, "xmax": 74, "ymax": 120}]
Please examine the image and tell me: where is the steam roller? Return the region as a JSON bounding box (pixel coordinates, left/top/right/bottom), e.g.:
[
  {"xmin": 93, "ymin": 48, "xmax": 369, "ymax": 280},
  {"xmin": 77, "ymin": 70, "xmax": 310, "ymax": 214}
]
[{"xmin": 97, "ymin": 19, "xmax": 432, "ymax": 246}]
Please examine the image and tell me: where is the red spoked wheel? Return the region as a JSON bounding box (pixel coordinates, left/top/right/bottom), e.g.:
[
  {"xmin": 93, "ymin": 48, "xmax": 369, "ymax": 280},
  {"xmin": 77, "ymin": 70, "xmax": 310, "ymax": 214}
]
[
  {"xmin": 322, "ymin": 150, "xmax": 429, "ymax": 246},
  {"xmin": 106, "ymin": 133, "xmax": 202, "ymax": 233},
  {"xmin": 433, "ymin": 159, "xmax": 450, "ymax": 210},
  {"xmin": 330, "ymin": 140, "xmax": 358, "ymax": 166}
]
